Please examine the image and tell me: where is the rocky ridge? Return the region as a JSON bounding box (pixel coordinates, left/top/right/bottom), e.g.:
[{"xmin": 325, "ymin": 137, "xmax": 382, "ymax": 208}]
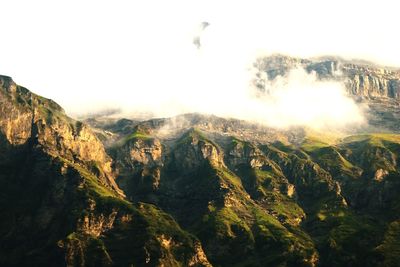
[
  {"xmin": 0, "ymin": 75, "xmax": 211, "ymax": 267},
  {"xmin": 95, "ymin": 113, "xmax": 400, "ymax": 266}
]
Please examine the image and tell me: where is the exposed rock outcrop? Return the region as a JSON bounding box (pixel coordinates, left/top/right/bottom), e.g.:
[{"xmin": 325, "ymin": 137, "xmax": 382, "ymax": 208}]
[
  {"xmin": 0, "ymin": 76, "xmax": 211, "ymax": 267},
  {"xmin": 254, "ymin": 54, "xmax": 400, "ymax": 100},
  {"xmin": 0, "ymin": 75, "xmax": 123, "ymax": 196}
]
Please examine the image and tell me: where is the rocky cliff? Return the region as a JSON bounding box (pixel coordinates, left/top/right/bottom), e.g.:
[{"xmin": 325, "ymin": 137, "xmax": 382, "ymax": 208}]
[
  {"xmin": 93, "ymin": 111, "xmax": 400, "ymax": 267},
  {"xmin": 254, "ymin": 54, "xmax": 400, "ymax": 100},
  {"xmin": 252, "ymin": 54, "xmax": 400, "ymax": 132},
  {"xmin": 0, "ymin": 75, "xmax": 122, "ymax": 195},
  {"xmin": 0, "ymin": 75, "xmax": 211, "ymax": 267}
]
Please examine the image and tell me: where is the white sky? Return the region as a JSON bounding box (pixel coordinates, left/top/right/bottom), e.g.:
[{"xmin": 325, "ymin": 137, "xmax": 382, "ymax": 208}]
[{"xmin": 0, "ymin": 0, "xmax": 399, "ymax": 123}]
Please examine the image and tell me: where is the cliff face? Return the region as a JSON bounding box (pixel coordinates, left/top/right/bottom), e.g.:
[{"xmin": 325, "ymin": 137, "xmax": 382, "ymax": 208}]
[
  {"xmin": 0, "ymin": 76, "xmax": 211, "ymax": 267},
  {"xmin": 253, "ymin": 55, "xmax": 400, "ymax": 133},
  {"xmin": 111, "ymin": 127, "xmax": 320, "ymax": 266},
  {"xmin": 0, "ymin": 75, "xmax": 121, "ymax": 195},
  {"xmin": 344, "ymin": 65, "xmax": 400, "ymax": 99},
  {"xmin": 254, "ymin": 54, "xmax": 400, "ymax": 100}
]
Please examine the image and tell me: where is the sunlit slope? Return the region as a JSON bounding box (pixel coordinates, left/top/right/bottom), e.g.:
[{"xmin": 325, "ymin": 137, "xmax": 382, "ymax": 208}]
[
  {"xmin": 0, "ymin": 76, "xmax": 211, "ymax": 266},
  {"xmin": 105, "ymin": 113, "xmax": 400, "ymax": 267}
]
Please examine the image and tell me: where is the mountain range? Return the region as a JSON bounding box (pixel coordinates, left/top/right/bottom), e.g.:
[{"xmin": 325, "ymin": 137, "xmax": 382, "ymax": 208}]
[{"xmin": 1, "ymin": 55, "xmax": 400, "ymax": 266}]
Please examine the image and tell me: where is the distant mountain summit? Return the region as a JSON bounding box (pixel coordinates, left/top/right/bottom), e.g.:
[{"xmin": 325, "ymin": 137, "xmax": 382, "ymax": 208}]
[
  {"xmin": 254, "ymin": 54, "xmax": 400, "ymax": 99},
  {"xmin": 252, "ymin": 55, "xmax": 400, "ymax": 132}
]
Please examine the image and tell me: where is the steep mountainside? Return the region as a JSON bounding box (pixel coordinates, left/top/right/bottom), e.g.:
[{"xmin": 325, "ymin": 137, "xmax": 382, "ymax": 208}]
[
  {"xmin": 0, "ymin": 75, "xmax": 210, "ymax": 266},
  {"xmin": 91, "ymin": 115, "xmax": 400, "ymax": 267}
]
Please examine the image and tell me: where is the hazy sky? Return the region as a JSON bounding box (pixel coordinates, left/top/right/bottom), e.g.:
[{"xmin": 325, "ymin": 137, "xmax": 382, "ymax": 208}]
[{"xmin": 0, "ymin": 0, "xmax": 398, "ymax": 127}]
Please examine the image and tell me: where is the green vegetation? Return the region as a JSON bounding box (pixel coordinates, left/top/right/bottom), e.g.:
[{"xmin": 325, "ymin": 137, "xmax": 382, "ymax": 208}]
[
  {"xmin": 138, "ymin": 202, "xmax": 195, "ymax": 240},
  {"xmin": 377, "ymin": 220, "xmax": 400, "ymax": 266},
  {"xmin": 59, "ymin": 157, "xmax": 117, "ymax": 198},
  {"xmin": 176, "ymin": 127, "xmax": 219, "ymax": 149},
  {"xmin": 308, "ymin": 208, "xmax": 383, "ymax": 266},
  {"xmin": 215, "ymin": 166, "xmax": 244, "ymax": 189},
  {"xmin": 124, "ymin": 131, "xmax": 152, "ymax": 142},
  {"xmin": 307, "ymin": 146, "xmax": 359, "ymax": 177},
  {"xmin": 252, "ymin": 205, "xmax": 317, "ymax": 266},
  {"xmin": 339, "ymin": 134, "xmax": 400, "ymax": 174},
  {"xmin": 300, "ymin": 136, "xmax": 330, "ymax": 152},
  {"xmin": 342, "ymin": 133, "xmax": 400, "ymax": 146},
  {"xmin": 213, "ymin": 207, "xmax": 252, "ymax": 238}
]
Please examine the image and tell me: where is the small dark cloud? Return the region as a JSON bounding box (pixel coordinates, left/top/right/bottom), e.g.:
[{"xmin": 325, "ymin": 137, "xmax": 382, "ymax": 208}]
[
  {"xmin": 193, "ymin": 21, "xmax": 210, "ymax": 49},
  {"xmin": 193, "ymin": 36, "xmax": 201, "ymax": 49},
  {"xmin": 200, "ymin": 21, "xmax": 210, "ymax": 30}
]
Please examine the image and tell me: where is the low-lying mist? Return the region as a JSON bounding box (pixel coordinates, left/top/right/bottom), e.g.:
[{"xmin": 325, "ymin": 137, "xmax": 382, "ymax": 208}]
[
  {"xmin": 74, "ymin": 18, "xmax": 367, "ymax": 131},
  {"xmin": 3, "ymin": 0, "xmax": 398, "ymax": 132},
  {"xmin": 86, "ymin": 50, "xmax": 366, "ymax": 131},
  {"xmin": 124, "ymin": 70, "xmax": 365, "ymax": 130}
]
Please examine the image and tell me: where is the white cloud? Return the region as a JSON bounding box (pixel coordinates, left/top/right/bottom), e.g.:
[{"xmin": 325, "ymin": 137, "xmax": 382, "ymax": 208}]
[{"xmin": 0, "ymin": 0, "xmax": 396, "ymax": 129}]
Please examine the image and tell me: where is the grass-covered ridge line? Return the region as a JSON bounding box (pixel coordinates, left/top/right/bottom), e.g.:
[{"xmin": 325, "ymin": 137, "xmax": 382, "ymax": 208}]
[
  {"xmin": 125, "ymin": 131, "xmax": 152, "ymax": 142},
  {"xmin": 176, "ymin": 127, "xmax": 211, "ymax": 146},
  {"xmin": 342, "ymin": 133, "xmax": 400, "ymax": 146},
  {"xmin": 300, "ymin": 136, "xmax": 330, "ymax": 152},
  {"xmin": 110, "ymin": 126, "xmax": 154, "ymax": 149}
]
